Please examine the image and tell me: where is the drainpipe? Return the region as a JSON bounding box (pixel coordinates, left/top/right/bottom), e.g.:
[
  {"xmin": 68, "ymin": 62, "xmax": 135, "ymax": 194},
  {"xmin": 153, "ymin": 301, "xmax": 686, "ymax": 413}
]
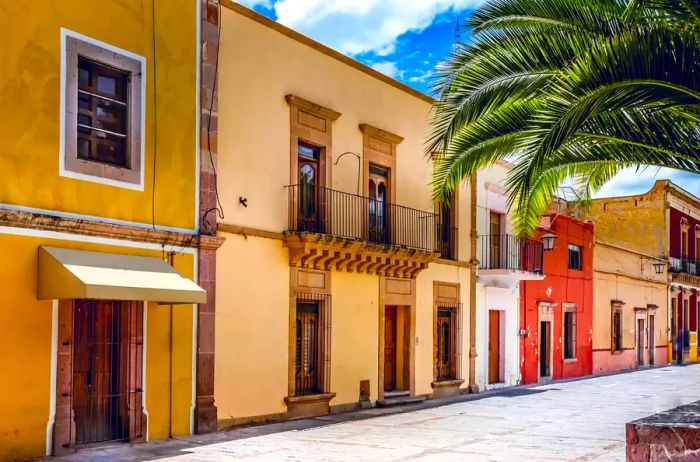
[
  {"xmin": 168, "ymin": 252, "xmax": 175, "ymax": 438},
  {"xmin": 468, "ymin": 172, "xmax": 479, "ymax": 393}
]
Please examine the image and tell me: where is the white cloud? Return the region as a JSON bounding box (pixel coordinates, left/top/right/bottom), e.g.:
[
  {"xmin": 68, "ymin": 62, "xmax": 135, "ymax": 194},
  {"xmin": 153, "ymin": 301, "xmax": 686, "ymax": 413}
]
[
  {"xmin": 408, "ymin": 70, "xmax": 435, "ymax": 83},
  {"xmin": 265, "ymin": 0, "xmax": 483, "ymax": 56},
  {"xmin": 236, "ymin": 0, "xmax": 274, "ymax": 9},
  {"xmin": 370, "ymin": 61, "xmax": 400, "ymax": 78},
  {"xmin": 595, "ymin": 168, "xmax": 700, "ymax": 198}
]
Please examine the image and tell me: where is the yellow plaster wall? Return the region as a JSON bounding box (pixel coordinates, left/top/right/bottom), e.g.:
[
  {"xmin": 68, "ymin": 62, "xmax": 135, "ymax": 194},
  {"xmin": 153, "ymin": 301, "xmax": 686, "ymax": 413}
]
[
  {"xmin": 0, "ymin": 232, "xmax": 194, "ymax": 461},
  {"xmin": 0, "ymin": 0, "xmax": 198, "ymax": 230},
  {"xmin": 586, "ymin": 182, "xmax": 667, "ymax": 256},
  {"xmin": 330, "ymin": 272, "xmax": 380, "ymax": 403},
  {"xmin": 214, "ymin": 233, "xmax": 290, "ymax": 420},
  {"xmin": 218, "ymin": 7, "xmax": 436, "ymax": 233}
]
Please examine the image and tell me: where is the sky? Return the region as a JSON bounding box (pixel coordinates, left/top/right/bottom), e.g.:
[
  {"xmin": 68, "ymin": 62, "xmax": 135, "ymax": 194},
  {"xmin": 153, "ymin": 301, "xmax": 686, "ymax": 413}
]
[{"xmin": 236, "ymin": 0, "xmax": 700, "ymax": 199}]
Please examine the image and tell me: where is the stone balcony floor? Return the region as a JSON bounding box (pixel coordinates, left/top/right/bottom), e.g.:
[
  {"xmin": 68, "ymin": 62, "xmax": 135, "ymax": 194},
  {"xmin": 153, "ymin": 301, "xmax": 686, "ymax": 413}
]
[{"xmin": 48, "ymin": 364, "xmax": 700, "ymax": 461}]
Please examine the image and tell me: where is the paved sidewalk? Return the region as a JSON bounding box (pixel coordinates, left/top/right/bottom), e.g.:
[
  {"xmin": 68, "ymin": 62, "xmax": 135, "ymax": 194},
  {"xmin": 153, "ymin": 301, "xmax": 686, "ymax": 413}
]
[{"xmin": 49, "ymin": 365, "xmax": 700, "ymax": 461}]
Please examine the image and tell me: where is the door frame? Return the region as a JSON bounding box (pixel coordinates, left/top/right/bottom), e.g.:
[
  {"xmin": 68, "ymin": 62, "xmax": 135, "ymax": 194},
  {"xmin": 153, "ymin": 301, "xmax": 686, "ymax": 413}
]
[
  {"xmin": 378, "ymin": 277, "xmax": 415, "ymax": 401},
  {"xmin": 52, "ymin": 299, "xmax": 147, "ymax": 455},
  {"xmin": 537, "ymin": 302, "xmax": 555, "ymax": 381},
  {"xmin": 635, "ymin": 307, "xmax": 647, "ymax": 367}
]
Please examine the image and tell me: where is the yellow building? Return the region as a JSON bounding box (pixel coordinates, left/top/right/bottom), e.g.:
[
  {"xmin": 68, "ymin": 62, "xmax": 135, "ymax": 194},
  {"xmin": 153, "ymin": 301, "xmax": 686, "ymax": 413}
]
[
  {"xmin": 213, "ymin": 2, "xmax": 475, "ymax": 426},
  {"xmin": 585, "ymin": 183, "xmax": 670, "ymax": 374},
  {"xmin": 0, "ymin": 1, "xmax": 221, "ymax": 459}
]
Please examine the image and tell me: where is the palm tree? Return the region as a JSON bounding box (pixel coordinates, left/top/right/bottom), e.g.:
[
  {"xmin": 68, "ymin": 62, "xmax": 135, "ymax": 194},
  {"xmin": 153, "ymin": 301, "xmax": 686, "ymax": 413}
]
[{"xmin": 429, "ymin": 0, "xmax": 700, "ymax": 237}]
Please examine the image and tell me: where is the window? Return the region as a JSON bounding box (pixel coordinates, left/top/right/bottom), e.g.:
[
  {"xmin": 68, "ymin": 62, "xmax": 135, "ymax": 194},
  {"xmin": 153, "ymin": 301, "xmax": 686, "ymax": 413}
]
[
  {"xmin": 436, "ymin": 307, "xmax": 456, "ymax": 380},
  {"xmin": 612, "ymin": 304, "xmax": 623, "ymax": 352},
  {"xmin": 568, "ymin": 244, "xmax": 582, "ymax": 270},
  {"xmin": 563, "ymin": 304, "xmax": 576, "ymax": 360},
  {"xmin": 62, "ymin": 31, "xmax": 144, "ymax": 188},
  {"xmin": 297, "ymin": 142, "xmax": 321, "ymax": 232},
  {"xmin": 293, "ymin": 292, "xmax": 331, "ymax": 397},
  {"xmin": 437, "ymin": 194, "xmax": 458, "ymax": 260},
  {"xmin": 77, "ymin": 58, "xmax": 129, "ymax": 166},
  {"xmin": 295, "ymin": 301, "xmax": 320, "ymax": 395}
]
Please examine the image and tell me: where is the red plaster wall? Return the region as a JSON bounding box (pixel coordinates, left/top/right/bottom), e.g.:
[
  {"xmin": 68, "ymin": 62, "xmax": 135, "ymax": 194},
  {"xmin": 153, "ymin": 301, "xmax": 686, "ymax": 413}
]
[
  {"xmin": 520, "ymin": 215, "xmax": 594, "ymax": 384},
  {"xmin": 670, "ymin": 207, "xmax": 700, "ymax": 259}
]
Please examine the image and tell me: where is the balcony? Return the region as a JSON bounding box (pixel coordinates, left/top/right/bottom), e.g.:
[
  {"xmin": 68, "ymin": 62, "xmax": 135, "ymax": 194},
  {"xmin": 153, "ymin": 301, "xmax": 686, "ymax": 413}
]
[
  {"xmin": 670, "ymin": 257, "xmax": 699, "ymax": 276},
  {"xmin": 283, "ymin": 185, "xmax": 450, "ymax": 277},
  {"xmin": 669, "ymin": 257, "xmax": 700, "ymax": 286},
  {"xmin": 477, "ymin": 234, "xmax": 544, "ymax": 281}
]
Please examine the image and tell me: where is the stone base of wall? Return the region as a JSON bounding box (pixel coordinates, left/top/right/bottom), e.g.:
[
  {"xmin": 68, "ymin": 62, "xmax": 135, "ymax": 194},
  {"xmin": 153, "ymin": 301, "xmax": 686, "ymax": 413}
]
[{"xmin": 627, "ymin": 400, "xmax": 700, "ymax": 461}]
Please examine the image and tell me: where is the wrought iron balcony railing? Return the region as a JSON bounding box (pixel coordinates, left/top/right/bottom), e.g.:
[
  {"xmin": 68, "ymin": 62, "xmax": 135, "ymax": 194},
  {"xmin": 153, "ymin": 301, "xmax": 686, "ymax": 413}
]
[
  {"xmin": 285, "ymin": 184, "xmax": 456, "ymax": 254},
  {"xmin": 478, "ymin": 234, "xmax": 543, "ymax": 274},
  {"xmin": 669, "ymin": 257, "xmax": 700, "ymax": 276}
]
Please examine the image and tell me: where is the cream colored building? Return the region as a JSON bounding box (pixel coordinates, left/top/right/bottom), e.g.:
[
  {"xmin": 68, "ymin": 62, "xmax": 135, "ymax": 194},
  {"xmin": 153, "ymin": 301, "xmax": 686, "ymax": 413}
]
[
  {"xmin": 474, "ymin": 163, "xmax": 544, "ymax": 390},
  {"xmin": 213, "ymin": 2, "xmax": 475, "ymax": 426}
]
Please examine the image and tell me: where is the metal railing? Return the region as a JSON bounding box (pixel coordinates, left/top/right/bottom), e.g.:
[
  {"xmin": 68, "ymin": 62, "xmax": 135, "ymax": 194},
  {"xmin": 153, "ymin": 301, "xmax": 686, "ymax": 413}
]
[
  {"xmin": 286, "ymin": 184, "xmax": 445, "ymax": 252},
  {"xmin": 478, "ymin": 234, "xmax": 543, "ymax": 274},
  {"xmin": 670, "ymin": 257, "xmax": 700, "ymax": 276}
]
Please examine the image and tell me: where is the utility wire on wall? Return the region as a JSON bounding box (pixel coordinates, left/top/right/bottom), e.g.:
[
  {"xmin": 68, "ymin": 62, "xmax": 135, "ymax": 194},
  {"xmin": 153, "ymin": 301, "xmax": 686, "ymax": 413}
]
[{"xmin": 151, "ymin": 0, "xmax": 158, "ymax": 230}]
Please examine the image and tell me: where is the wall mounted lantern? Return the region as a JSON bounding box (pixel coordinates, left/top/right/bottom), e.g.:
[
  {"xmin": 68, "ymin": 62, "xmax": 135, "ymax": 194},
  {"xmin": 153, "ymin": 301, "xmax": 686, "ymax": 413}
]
[
  {"xmin": 653, "ymin": 261, "xmax": 666, "ymax": 275},
  {"xmin": 541, "ymin": 233, "xmax": 557, "ymax": 252}
]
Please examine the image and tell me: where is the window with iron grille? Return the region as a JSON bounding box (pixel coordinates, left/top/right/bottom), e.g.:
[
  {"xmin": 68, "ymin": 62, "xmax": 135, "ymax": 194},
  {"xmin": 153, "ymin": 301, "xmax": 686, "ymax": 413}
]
[
  {"xmin": 568, "ymin": 244, "xmax": 582, "ymax": 270},
  {"xmin": 563, "ymin": 304, "xmax": 576, "ymax": 360},
  {"xmin": 62, "ymin": 31, "xmax": 144, "ymax": 188},
  {"xmin": 435, "ymin": 302, "xmax": 462, "ymax": 381},
  {"xmin": 294, "ymin": 293, "xmax": 331, "ymax": 396}
]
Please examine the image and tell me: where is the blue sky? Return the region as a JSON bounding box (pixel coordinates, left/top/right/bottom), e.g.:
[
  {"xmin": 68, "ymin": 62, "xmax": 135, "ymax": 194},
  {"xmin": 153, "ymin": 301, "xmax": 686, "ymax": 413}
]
[{"xmin": 236, "ymin": 0, "xmax": 700, "ymax": 199}]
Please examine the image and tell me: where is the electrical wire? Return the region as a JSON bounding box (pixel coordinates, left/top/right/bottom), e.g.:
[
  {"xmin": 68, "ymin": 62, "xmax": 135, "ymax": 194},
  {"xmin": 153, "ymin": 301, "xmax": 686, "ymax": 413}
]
[
  {"xmin": 202, "ymin": 0, "xmax": 225, "ymax": 235},
  {"xmin": 151, "ymin": 0, "xmax": 158, "ymax": 230}
]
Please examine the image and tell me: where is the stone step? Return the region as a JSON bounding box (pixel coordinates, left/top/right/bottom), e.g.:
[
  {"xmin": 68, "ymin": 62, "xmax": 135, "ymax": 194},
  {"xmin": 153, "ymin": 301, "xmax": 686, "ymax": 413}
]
[
  {"xmin": 383, "ymin": 390, "xmax": 410, "ymax": 399},
  {"xmin": 376, "ymin": 394, "xmax": 426, "ymax": 408}
]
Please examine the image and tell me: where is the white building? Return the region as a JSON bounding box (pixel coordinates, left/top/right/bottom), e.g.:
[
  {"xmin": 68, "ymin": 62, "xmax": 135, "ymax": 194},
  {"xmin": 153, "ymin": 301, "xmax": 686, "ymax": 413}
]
[{"xmin": 474, "ymin": 162, "xmax": 545, "ymax": 390}]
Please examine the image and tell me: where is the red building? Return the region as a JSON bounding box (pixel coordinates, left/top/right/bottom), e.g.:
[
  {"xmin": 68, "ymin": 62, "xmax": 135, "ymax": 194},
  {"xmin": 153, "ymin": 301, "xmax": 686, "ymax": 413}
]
[{"xmin": 520, "ymin": 214, "xmax": 594, "ymax": 384}]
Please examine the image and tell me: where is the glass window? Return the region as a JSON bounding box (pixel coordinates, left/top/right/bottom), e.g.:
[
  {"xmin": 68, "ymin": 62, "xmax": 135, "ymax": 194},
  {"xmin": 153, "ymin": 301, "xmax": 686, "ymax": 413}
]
[
  {"xmin": 613, "ymin": 310, "xmax": 622, "ymax": 352},
  {"xmin": 76, "ymin": 57, "xmax": 129, "ymax": 167},
  {"xmin": 564, "ymin": 309, "xmax": 576, "ymax": 359},
  {"xmin": 568, "ymin": 244, "xmax": 582, "ymax": 270}
]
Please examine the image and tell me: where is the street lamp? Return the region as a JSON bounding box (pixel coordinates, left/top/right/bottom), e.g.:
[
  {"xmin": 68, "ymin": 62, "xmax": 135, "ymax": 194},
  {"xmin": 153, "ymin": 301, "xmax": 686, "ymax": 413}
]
[
  {"xmin": 542, "ymin": 233, "xmax": 557, "ymax": 251},
  {"xmin": 653, "ymin": 261, "xmax": 665, "ymax": 275}
]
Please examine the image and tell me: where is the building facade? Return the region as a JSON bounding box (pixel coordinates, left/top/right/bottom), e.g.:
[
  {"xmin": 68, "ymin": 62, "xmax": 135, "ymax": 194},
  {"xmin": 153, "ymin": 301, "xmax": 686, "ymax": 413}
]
[
  {"xmin": 212, "ymin": 2, "xmax": 476, "ymax": 426},
  {"xmin": 520, "ymin": 212, "xmax": 594, "ymax": 384},
  {"xmin": 586, "ymin": 182, "xmax": 670, "ymax": 373},
  {"xmin": 0, "ymin": 1, "xmax": 219, "ymax": 460},
  {"xmin": 474, "ymin": 163, "xmax": 544, "ymax": 390}
]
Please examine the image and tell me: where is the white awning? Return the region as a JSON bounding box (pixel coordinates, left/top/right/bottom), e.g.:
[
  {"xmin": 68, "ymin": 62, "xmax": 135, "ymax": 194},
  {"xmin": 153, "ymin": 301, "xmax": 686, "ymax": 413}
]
[{"xmin": 38, "ymin": 246, "xmax": 206, "ymax": 304}]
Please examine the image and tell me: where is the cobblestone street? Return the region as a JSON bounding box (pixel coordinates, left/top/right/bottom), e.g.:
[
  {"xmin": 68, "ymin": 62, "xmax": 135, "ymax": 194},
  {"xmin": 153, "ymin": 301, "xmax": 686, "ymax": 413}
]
[{"xmin": 51, "ymin": 364, "xmax": 700, "ymax": 462}]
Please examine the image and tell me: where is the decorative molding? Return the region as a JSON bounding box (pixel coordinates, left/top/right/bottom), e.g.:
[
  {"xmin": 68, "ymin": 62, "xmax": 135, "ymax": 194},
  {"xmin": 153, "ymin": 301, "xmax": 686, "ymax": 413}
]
[
  {"xmin": 0, "ymin": 207, "xmax": 223, "ymax": 250},
  {"xmin": 217, "ymin": 223, "xmax": 284, "ymax": 240},
  {"xmin": 359, "ymin": 124, "xmax": 404, "ymax": 145},
  {"xmin": 283, "ymin": 232, "xmax": 438, "ymax": 278},
  {"xmin": 285, "ymin": 94, "xmax": 341, "ymax": 120}
]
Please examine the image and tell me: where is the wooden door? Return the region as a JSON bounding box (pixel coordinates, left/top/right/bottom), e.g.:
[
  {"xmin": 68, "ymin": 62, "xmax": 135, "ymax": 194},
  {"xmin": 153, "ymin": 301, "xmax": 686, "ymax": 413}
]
[
  {"xmin": 539, "ymin": 321, "xmax": 551, "ymax": 378},
  {"xmin": 384, "ymin": 306, "xmax": 397, "ymax": 391},
  {"xmin": 73, "ymin": 300, "xmax": 126, "ymax": 444},
  {"xmin": 297, "ymin": 143, "xmax": 320, "ymax": 232},
  {"xmin": 368, "ymin": 164, "xmax": 390, "ymax": 244},
  {"xmin": 649, "ymin": 315, "xmax": 655, "ymax": 366},
  {"xmin": 637, "ymin": 319, "xmax": 645, "ymax": 366},
  {"xmin": 489, "ymin": 212, "xmax": 502, "ymax": 268},
  {"xmin": 488, "ymin": 310, "xmax": 501, "ymax": 384},
  {"xmin": 295, "ymin": 302, "xmax": 320, "ymax": 395},
  {"xmin": 436, "ymin": 308, "xmax": 454, "ymax": 380}
]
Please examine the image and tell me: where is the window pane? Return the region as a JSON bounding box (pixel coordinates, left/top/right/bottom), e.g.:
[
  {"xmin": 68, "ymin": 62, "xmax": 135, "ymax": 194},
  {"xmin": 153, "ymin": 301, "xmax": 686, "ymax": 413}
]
[
  {"xmin": 78, "ymin": 66, "xmax": 91, "ymax": 88},
  {"xmin": 97, "ymin": 75, "xmax": 117, "ymax": 95},
  {"xmin": 78, "ymin": 94, "xmax": 91, "ymax": 110},
  {"xmin": 298, "ymin": 143, "xmax": 319, "ymax": 159},
  {"xmin": 95, "ymin": 100, "xmax": 127, "ymax": 134},
  {"xmin": 77, "ymin": 138, "xmax": 91, "ymax": 160},
  {"xmin": 95, "ymin": 134, "xmax": 126, "ymax": 166}
]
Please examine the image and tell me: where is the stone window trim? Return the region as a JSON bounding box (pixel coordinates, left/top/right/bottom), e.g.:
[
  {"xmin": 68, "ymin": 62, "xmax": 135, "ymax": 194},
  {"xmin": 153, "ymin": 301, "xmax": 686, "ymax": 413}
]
[
  {"xmin": 360, "ymin": 124, "xmax": 403, "ymax": 199},
  {"xmin": 611, "ymin": 300, "xmax": 625, "ymax": 354},
  {"xmin": 60, "ymin": 29, "xmax": 145, "ymax": 190},
  {"xmin": 562, "ymin": 302, "xmax": 577, "ymax": 362},
  {"xmin": 432, "ymin": 281, "xmax": 463, "ymax": 385},
  {"xmin": 286, "ymin": 94, "xmax": 341, "ymax": 190}
]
